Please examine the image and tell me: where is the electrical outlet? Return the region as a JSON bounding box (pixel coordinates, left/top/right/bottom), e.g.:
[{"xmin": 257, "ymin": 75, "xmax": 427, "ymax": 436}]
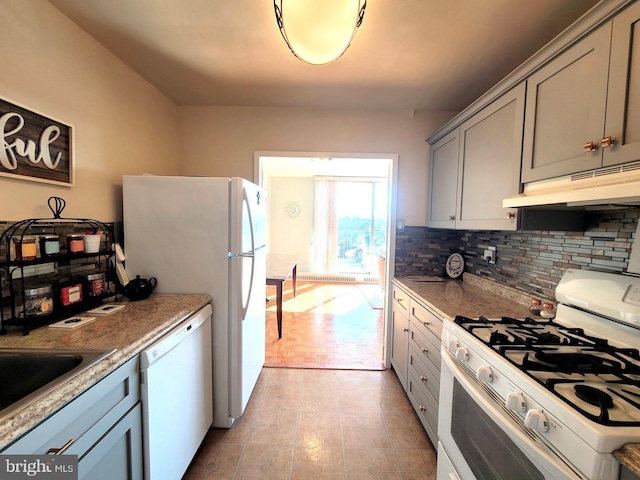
[{"xmin": 483, "ymin": 246, "xmax": 496, "ymax": 264}]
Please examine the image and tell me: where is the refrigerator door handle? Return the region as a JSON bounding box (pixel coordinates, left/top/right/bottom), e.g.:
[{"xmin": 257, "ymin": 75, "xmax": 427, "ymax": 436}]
[
  {"xmin": 228, "ymin": 252, "xmax": 253, "ymax": 258},
  {"xmin": 239, "ymin": 187, "xmax": 257, "ymax": 321},
  {"xmin": 228, "ymin": 245, "xmax": 265, "ymax": 258}
]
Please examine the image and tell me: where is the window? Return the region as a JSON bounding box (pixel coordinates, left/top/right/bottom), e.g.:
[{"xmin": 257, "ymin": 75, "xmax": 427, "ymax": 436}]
[{"xmin": 313, "ymin": 178, "xmax": 388, "ymax": 275}]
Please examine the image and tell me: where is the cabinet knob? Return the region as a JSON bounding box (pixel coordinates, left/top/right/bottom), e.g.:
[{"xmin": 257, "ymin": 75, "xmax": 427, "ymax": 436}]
[
  {"xmin": 421, "ymin": 347, "xmax": 428, "ymax": 354},
  {"xmin": 584, "ymin": 141, "xmax": 598, "ymax": 152},
  {"xmin": 506, "ymin": 212, "xmax": 516, "ymax": 220},
  {"xmin": 423, "ymin": 321, "xmax": 430, "ymax": 328},
  {"xmin": 601, "ymin": 136, "xmax": 616, "ymax": 148},
  {"xmin": 420, "ymin": 375, "xmax": 427, "ymax": 383},
  {"xmin": 403, "ymin": 328, "xmax": 409, "ymax": 333},
  {"xmin": 448, "ymin": 215, "xmax": 455, "ymax": 221},
  {"xmin": 418, "ymin": 405, "xmax": 426, "ymax": 412}
]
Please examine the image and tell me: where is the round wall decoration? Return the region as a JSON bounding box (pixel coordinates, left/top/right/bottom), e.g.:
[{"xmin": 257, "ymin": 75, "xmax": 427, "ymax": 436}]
[
  {"xmin": 284, "ymin": 201, "xmax": 300, "ymax": 218},
  {"xmin": 445, "ymin": 253, "xmax": 465, "ymax": 279}
]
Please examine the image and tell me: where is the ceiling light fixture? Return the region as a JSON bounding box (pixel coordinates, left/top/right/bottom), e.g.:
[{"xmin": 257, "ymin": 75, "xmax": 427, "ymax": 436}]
[{"xmin": 274, "ymin": 0, "xmax": 367, "ymax": 66}]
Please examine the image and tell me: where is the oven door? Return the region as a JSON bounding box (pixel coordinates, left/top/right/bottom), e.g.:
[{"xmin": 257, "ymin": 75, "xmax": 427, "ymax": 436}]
[{"xmin": 438, "ymin": 351, "xmax": 582, "ymax": 480}]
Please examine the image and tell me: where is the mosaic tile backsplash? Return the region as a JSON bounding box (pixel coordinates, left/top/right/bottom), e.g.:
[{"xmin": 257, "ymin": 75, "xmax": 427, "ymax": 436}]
[{"xmin": 395, "ymin": 209, "xmax": 639, "ymax": 301}]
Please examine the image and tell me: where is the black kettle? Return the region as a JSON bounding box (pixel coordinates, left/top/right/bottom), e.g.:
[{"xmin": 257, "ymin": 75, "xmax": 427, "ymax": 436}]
[{"xmin": 123, "ymin": 275, "xmax": 157, "ymax": 301}]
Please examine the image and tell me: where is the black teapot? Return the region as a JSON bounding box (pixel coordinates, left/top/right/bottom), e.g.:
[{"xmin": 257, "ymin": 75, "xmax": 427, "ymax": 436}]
[{"xmin": 123, "ymin": 275, "xmax": 157, "ymax": 301}]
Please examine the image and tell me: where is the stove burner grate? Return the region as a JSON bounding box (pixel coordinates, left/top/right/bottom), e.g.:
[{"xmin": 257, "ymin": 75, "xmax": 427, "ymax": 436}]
[{"xmin": 574, "ymin": 385, "xmax": 614, "ymax": 409}]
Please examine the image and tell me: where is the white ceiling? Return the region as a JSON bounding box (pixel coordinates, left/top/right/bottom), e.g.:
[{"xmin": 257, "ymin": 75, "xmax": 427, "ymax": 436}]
[{"xmin": 48, "ymin": 0, "xmax": 600, "ymax": 111}]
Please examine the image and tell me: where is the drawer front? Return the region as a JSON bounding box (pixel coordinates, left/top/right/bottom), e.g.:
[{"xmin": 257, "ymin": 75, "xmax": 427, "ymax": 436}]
[
  {"xmin": 409, "ymin": 342, "xmax": 440, "ymax": 399},
  {"xmin": 392, "ymin": 284, "xmax": 410, "ymax": 316},
  {"xmin": 3, "ymin": 356, "xmax": 140, "ymax": 456},
  {"xmin": 410, "ymin": 300, "xmax": 443, "ymax": 342},
  {"xmin": 409, "ymin": 323, "xmax": 441, "ymax": 372},
  {"xmin": 407, "ymin": 367, "xmax": 438, "ymax": 446}
]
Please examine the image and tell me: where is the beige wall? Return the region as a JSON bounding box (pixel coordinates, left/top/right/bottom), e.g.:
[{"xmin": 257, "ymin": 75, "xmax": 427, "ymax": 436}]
[
  {"xmin": 178, "ymin": 107, "xmax": 456, "ymax": 226},
  {"xmin": 268, "ymin": 177, "xmax": 315, "ymax": 271},
  {"xmin": 0, "ymin": 1, "xmax": 180, "ymax": 222}
]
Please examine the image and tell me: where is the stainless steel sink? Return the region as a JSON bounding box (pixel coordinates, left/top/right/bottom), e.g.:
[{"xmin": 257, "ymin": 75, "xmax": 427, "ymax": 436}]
[{"xmin": 0, "ymin": 348, "xmax": 115, "ymax": 418}]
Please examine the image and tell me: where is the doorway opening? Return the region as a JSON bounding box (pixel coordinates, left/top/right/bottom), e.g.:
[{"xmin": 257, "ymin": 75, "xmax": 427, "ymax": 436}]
[{"xmin": 255, "ymin": 152, "xmax": 398, "ymax": 370}]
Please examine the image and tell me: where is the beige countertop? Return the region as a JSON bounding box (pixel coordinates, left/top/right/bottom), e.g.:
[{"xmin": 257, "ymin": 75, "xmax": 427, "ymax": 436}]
[
  {"xmin": 0, "ymin": 293, "xmax": 211, "ymax": 450},
  {"xmin": 393, "ymin": 273, "xmax": 533, "ymax": 320},
  {"xmin": 615, "ymin": 444, "xmax": 640, "ymax": 477}
]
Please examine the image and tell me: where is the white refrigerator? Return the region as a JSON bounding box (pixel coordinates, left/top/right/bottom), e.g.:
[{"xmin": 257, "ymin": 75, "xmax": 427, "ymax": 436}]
[{"xmin": 122, "ymin": 175, "xmax": 266, "ymax": 428}]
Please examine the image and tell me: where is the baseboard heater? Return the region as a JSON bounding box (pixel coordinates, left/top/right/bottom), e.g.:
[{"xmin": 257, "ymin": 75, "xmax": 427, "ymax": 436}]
[{"xmin": 297, "ymin": 273, "xmax": 380, "ymax": 284}]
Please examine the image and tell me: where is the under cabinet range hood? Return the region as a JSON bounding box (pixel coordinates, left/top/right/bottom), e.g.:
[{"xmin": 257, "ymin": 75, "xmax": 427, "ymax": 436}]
[{"xmin": 503, "ymin": 161, "xmax": 640, "ymax": 208}]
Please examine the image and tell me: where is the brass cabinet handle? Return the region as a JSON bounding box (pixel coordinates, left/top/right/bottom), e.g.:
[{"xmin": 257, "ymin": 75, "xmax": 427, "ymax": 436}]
[
  {"xmin": 47, "ymin": 439, "xmax": 74, "ymax": 455},
  {"xmin": 506, "ymin": 212, "xmax": 516, "ymax": 219},
  {"xmin": 584, "ymin": 141, "xmax": 598, "ymax": 152},
  {"xmin": 601, "ymin": 136, "xmax": 616, "ymax": 148}
]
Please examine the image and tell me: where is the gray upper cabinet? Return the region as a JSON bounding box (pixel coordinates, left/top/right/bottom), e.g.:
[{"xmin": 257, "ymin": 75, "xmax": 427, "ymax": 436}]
[
  {"xmin": 456, "ymin": 84, "xmax": 524, "ymax": 230},
  {"xmin": 428, "ymin": 129, "xmax": 459, "ymax": 229},
  {"xmin": 522, "ymin": 1, "xmax": 640, "ymax": 182},
  {"xmin": 604, "ymin": 1, "xmax": 640, "ymax": 167},
  {"xmin": 428, "ymin": 85, "xmax": 523, "ymax": 230},
  {"xmin": 521, "ymin": 23, "xmax": 610, "ymax": 182}
]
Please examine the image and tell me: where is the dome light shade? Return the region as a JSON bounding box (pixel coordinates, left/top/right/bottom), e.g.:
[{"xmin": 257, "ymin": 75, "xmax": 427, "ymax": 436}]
[{"xmin": 274, "ymin": 0, "xmax": 367, "ymax": 65}]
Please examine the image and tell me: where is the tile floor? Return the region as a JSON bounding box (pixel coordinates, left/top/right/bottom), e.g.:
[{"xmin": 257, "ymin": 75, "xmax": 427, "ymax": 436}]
[
  {"xmin": 264, "ymin": 282, "xmax": 384, "ymax": 370},
  {"xmin": 184, "ymin": 367, "xmax": 437, "ymax": 479}
]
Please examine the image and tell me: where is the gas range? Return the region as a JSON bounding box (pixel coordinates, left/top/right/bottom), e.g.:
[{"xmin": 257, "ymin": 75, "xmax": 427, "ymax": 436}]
[
  {"xmin": 440, "ymin": 268, "xmax": 640, "ymax": 480},
  {"xmin": 453, "ymin": 314, "xmax": 640, "ymax": 427}
]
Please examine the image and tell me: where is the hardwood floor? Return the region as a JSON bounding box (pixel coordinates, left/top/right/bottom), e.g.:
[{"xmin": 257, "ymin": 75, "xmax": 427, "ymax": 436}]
[{"xmin": 264, "ymin": 282, "xmax": 385, "ymax": 370}]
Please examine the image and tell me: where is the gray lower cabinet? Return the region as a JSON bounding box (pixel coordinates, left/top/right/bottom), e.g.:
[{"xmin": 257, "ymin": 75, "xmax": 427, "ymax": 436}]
[
  {"xmin": 1, "ymin": 355, "xmax": 143, "ymax": 480},
  {"xmin": 406, "ymin": 298, "xmax": 443, "ymax": 447},
  {"xmin": 621, "ymin": 465, "xmax": 640, "ymax": 480},
  {"xmin": 390, "ymin": 284, "xmax": 410, "ymax": 389},
  {"xmin": 522, "ymin": 1, "xmax": 640, "ymax": 182},
  {"xmin": 391, "ymin": 281, "xmax": 443, "ymax": 447}
]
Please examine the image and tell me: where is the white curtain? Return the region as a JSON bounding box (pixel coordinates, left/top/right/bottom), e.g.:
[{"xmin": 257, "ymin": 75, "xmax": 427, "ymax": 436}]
[{"xmin": 313, "ymin": 179, "xmax": 338, "ymax": 273}]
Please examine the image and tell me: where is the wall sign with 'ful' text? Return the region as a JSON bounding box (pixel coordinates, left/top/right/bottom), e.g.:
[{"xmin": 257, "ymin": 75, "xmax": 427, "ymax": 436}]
[{"xmin": 0, "ymin": 96, "xmax": 74, "ymax": 186}]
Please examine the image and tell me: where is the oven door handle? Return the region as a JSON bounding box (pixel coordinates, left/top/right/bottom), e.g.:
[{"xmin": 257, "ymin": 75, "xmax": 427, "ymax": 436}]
[{"xmin": 442, "ymin": 352, "xmax": 582, "ymax": 480}]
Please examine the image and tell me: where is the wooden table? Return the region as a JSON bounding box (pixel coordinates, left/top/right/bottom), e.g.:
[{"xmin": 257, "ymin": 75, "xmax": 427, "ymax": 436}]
[{"xmin": 266, "ymin": 254, "xmax": 299, "ymax": 338}]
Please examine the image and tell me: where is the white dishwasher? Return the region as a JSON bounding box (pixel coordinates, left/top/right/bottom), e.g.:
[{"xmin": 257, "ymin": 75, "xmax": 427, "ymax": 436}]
[{"xmin": 140, "ymin": 304, "xmax": 213, "ymax": 480}]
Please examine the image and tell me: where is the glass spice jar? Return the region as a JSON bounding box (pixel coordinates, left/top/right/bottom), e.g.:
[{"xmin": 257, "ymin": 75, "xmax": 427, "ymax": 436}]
[
  {"xmin": 66, "ymin": 234, "xmax": 84, "ymax": 253},
  {"xmin": 39, "ymin": 235, "xmax": 60, "ymax": 258},
  {"xmin": 541, "ymin": 302, "xmax": 555, "ymax": 319},
  {"xmin": 529, "ymin": 298, "xmax": 542, "ymax": 316},
  {"xmin": 17, "ymin": 285, "xmax": 53, "ymax": 317},
  {"xmin": 84, "ymin": 273, "xmax": 106, "ymax": 297},
  {"xmin": 13, "ymin": 236, "xmax": 37, "ymax": 261}
]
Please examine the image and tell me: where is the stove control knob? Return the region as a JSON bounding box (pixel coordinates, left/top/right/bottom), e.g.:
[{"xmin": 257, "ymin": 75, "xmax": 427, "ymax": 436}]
[
  {"xmin": 448, "ymin": 340, "xmax": 459, "ymax": 353},
  {"xmin": 477, "ymin": 365, "xmax": 493, "ymax": 383},
  {"xmin": 524, "ymin": 409, "xmax": 549, "ymax": 433},
  {"xmin": 505, "ymin": 392, "xmax": 526, "ymax": 413},
  {"xmin": 455, "ymin": 346, "xmax": 469, "ymax": 362}
]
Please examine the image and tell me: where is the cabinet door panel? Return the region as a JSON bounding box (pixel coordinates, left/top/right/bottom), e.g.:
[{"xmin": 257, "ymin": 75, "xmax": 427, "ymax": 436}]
[
  {"xmin": 604, "ymin": 1, "xmax": 640, "ymax": 166},
  {"xmin": 390, "ymin": 307, "xmax": 409, "ymax": 389},
  {"xmin": 457, "ymin": 84, "xmax": 524, "ymax": 230},
  {"xmin": 522, "ymin": 24, "xmax": 611, "ymax": 182},
  {"xmin": 79, "ymin": 404, "xmax": 143, "ymax": 480},
  {"xmin": 428, "ymin": 129, "xmax": 459, "ymax": 228}
]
